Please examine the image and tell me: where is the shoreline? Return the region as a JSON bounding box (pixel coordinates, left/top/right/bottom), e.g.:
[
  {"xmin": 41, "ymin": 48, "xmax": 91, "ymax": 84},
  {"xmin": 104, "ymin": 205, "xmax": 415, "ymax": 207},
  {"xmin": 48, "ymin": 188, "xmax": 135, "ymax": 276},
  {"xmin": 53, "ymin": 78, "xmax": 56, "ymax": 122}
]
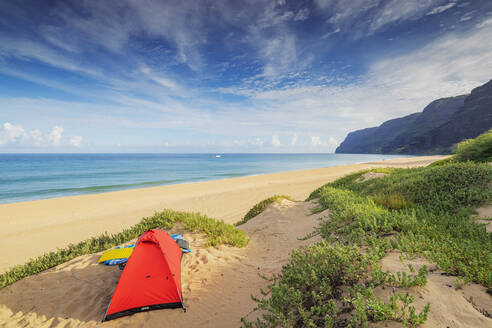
[
  {"xmin": 0, "ymin": 155, "xmax": 445, "ymax": 272},
  {"xmin": 0, "ymin": 153, "xmax": 411, "ymax": 205}
]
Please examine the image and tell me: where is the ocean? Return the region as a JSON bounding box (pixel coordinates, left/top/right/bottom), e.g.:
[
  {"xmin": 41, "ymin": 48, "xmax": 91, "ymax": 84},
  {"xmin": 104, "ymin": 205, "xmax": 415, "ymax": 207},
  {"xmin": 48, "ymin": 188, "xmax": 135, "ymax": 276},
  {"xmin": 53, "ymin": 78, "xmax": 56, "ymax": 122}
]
[{"xmin": 0, "ymin": 153, "xmax": 408, "ymax": 204}]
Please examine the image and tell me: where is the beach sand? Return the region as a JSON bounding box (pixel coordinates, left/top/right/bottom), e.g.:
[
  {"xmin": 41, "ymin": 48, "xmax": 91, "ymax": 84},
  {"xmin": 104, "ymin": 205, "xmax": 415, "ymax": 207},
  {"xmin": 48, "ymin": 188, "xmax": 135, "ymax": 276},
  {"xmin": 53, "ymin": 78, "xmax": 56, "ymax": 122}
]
[
  {"xmin": 7, "ymin": 157, "xmax": 492, "ymax": 328},
  {"xmin": 1, "ymin": 192, "xmax": 490, "ymax": 327},
  {"xmin": 0, "ymin": 199, "xmax": 325, "ymax": 328},
  {"xmin": 5, "ymin": 155, "xmax": 489, "ymax": 328},
  {"xmin": 0, "ymin": 155, "xmax": 445, "ymax": 273}
]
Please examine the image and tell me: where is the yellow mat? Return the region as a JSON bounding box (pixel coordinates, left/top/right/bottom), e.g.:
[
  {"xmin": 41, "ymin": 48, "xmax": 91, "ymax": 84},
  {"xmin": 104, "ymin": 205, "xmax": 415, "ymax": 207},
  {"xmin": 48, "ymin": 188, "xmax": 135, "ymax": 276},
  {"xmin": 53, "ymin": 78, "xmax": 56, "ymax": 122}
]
[{"xmin": 97, "ymin": 247, "xmax": 134, "ymax": 263}]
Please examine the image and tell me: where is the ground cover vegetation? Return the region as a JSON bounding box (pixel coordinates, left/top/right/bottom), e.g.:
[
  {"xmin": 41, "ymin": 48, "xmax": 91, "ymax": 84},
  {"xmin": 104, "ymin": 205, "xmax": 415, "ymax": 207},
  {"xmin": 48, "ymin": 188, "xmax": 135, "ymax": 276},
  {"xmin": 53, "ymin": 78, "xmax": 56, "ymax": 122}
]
[
  {"xmin": 236, "ymin": 195, "xmax": 294, "ymax": 226},
  {"xmin": 429, "ymin": 128, "xmax": 492, "ymax": 166},
  {"xmin": 244, "ymin": 158, "xmax": 491, "ymax": 327},
  {"xmin": 0, "ymin": 209, "xmax": 248, "ymax": 290},
  {"xmin": 454, "ymin": 128, "xmax": 492, "ymax": 162}
]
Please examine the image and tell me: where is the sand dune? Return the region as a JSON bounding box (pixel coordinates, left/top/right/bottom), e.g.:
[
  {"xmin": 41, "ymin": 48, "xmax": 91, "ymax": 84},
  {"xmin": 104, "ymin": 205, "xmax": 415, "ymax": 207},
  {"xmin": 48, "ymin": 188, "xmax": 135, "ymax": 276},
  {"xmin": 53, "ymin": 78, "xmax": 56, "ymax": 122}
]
[
  {"xmin": 374, "ymin": 252, "xmax": 491, "ymax": 328},
  {"xmin": 0, "ymin": 199, "xmax": 324, "ymax": 327},
  {"xmin": 1, "ymin": 196, "xmax": 490, "ymax": 327},
  {"xmin": 0, "ymin": 156, "xmax": 445, "ymax": 273}
]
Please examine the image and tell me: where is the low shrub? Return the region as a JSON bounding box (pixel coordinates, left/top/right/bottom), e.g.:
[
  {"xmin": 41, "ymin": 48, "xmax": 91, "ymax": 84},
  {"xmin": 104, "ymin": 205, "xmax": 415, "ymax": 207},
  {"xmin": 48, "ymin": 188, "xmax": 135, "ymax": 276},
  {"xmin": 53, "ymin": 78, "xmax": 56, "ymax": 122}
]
[
  {"xmin": 454, "ymin": 128, "xmax": 492, "ymax": 163},
  {"xmin": 245, "ymin": 160, "xmax": 491, "ymax": 327},
  {"xmin": 244, "ymin": 243, "xmax": 374, "ymax": 327},
  {"xmin": 315, "ymin": 164, "xmax": 492, "ymax": 286},
  {"xmin": 243, "ymin": 243, "xmax": 429, "ymax": 328},
  {"xmin": 314, "ymin": 162, "xmax": 492, "ymax": 214}
]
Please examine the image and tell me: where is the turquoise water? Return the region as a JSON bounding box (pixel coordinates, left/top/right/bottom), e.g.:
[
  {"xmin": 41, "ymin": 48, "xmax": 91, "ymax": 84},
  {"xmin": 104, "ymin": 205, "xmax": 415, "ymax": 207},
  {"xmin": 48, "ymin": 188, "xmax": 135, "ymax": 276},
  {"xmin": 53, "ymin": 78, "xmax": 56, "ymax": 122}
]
[{"xmin": 0, "ymin": 153, "xmax": 408, "ymax": 204}]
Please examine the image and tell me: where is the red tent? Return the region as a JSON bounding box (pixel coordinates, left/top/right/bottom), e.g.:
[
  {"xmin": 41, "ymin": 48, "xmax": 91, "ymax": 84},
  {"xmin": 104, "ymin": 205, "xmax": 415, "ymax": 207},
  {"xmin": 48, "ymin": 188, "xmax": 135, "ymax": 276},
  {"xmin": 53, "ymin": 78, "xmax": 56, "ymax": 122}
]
[{"xmin": 103, "ymin": 229, "xmax": 185, "ymax": 321}]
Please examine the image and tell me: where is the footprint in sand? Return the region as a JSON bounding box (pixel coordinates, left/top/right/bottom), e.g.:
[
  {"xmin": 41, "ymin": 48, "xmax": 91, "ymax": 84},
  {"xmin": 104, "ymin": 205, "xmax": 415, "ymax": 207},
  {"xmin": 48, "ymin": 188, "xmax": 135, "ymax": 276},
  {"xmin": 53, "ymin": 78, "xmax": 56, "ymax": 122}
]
[{"xmin": 201, "ymin": 255, "xmax": 208, "ymax": 264}]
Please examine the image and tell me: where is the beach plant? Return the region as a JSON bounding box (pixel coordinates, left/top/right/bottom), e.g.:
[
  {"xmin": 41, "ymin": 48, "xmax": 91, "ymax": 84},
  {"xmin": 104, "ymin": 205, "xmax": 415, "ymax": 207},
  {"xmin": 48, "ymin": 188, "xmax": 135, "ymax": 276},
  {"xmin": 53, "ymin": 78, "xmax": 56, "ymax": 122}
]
[
  {"xmin": 372, "ymin": 192, "xmax": 412, "ymax": 210},
  {"xmin": 453, "ymin": 128, "xmax": 492, "ymax": 162},
  {"xmin": 348, "ymin": 286, "xmax": 430, "ymax": 328},
  {"xmin": 0, "ymin": 209, "xmax": 248, "ymax": 290},
  {"xmin": 314, "ymin": 162, "xmax": 492, "ymax": 214},
  {"xmin": 244, "ymin": 243, "xmax": 374, "ymax": 327},
  {"xmin": 236, "ymin": 195, "xmax": 294, "ymax": 226},
  {"xmin": 370, "ymin": 266, "xmax": 428, "ymax": 288},
  {"xmin": 242, "ymin": 242, "xmax": 429, "ymax": 328},
  {"xmin": 245, "ymin": 156, "xmax": 490, "ymax": 327},
  {"xmin": 427, "ymin": 156, "xmax": 454, "ymax": 167},
  {"xmin": 314, "ymin": 162, "xmax": 492, "ymax": 286}
]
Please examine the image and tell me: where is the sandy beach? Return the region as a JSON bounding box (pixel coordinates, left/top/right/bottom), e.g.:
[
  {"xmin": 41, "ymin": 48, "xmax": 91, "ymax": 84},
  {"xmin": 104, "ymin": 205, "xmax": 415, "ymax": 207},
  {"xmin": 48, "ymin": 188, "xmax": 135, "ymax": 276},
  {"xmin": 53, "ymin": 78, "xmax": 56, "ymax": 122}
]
[
  {"xmin": 1, "ymin": 154, "xmax": 491, "ymax": 328},
  {"xmin": 0, "ymin": 156, "xmax": 444, "ymax": 273}
]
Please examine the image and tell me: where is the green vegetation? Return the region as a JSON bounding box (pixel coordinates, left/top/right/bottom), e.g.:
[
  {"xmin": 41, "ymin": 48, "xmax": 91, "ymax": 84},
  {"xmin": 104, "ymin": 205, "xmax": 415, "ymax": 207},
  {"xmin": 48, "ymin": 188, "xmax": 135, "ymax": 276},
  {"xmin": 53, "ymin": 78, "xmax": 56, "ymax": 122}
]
[
  {"xmin": 236, "ymin": 195, "xmax": 294, "ymax": 226},
  {"xmin": 429, "ymin": 129, "xmax": 492, "ymax": 165},
  {"xmin": 0, "ymin": 209, "xmax": 248, "ymax": 290},
  {"xmin": 454, "ymin": 128, "xmax": 492, "ymax": 162},
  {"xmin": 244, "ymin": 159, "xmax": 491, "ymax": 327},
  {"xmin": 314, "ymin": 163, "xmax": 492, "ymax": 285},
  {"xmin": 427, "ymin": 156, "xmax": 454, "ymax": 167},
  {"xmin": 319, "ymin": 162, "xmax": 491, "ymax": 214},
  {"xmin": 243, "ymin": 243, "xmax": 430, "ymax": 328}
]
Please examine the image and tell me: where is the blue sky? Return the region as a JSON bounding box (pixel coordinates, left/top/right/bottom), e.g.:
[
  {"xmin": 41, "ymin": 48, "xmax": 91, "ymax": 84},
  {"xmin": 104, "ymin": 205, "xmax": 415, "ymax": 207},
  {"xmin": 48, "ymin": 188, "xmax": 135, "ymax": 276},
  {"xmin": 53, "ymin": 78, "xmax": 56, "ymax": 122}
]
[{"xmin": 0, "ymin": 0, "xmax": 491, "ymax": 153}]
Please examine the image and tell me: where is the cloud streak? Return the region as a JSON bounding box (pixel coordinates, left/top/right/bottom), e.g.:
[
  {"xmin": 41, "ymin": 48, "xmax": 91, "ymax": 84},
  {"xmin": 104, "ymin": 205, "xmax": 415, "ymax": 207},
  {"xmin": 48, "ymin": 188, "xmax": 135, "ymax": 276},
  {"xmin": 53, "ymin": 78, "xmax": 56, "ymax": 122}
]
[{"xmin": 0, "ymin": 1, "xmax": 491, "ymax": 152}]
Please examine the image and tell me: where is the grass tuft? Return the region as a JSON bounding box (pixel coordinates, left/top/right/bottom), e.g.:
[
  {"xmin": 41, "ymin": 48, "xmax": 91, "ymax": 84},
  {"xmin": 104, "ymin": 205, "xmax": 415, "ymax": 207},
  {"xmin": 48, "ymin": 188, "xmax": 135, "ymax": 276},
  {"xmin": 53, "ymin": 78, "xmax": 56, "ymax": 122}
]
[
  {"xmin": 0, "ymin": 209, "xmax": 248, "ymax": 290},
  {"xmin": 373, "ymin": 192, "xmax": 412, "ymax": 210},
  {"xmin": 235, "ymin": 195, "xmax": 294, "ymax": 226}
]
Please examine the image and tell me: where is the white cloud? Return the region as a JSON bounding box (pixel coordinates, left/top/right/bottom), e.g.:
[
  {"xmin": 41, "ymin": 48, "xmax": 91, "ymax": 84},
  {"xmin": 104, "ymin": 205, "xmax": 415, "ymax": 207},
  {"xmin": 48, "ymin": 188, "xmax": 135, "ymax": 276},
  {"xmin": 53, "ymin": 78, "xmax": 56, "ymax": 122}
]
[
  {"xmin": 0, "ymin": 123, "xmax": 76, "ymax": 148},
  {"xmin": 225, "ymin": 22, "xmax": 492, "ymax": 135},
  {"xmin": 4, "ymin": 17, "xmax": 490, "ymax": 150},
  {"xmin": 0, "ymin": 122, "xmax": 27, "ymax": 145},
  {"xmin": 140, "ymin": 65, "xmax": 178, "ymax": 90},
  {"xmin": 29, "ymin": 129, "xmax": 43, "ymax": 146},
  {"xmin": 426, "ymin": 2, "xmax": 456, "ymax": 15},
  {"xmin": 460, "ymin": 12, "xmax": 473, "ymax": 22},
  {"xmin": 476, "ymin": 17, "xmax": 492, "ymax": 28},
  {"xmin": 327, "ymin": 137, "xmax": 338, "ymax": 151},
  {"xmin": 69, "ymin": 135, "xmax": 83, "ymax": 148},
  {"xmin": 291, "ymin": 134, "xmax": 298, "ymax": 145},
  {"xmin": 0, "ymin": 36, "xmax": 102, "ymax": 79},
  {"xmin": 321, "ymin": 27, "xmax": 341, "ymax": 39},
  {"xmin": 314, "ymin": 0, "xmax": 450, "ymax": 38},
  {"xmin": 307, "ymin": 135, "xmax": 337, "ymax": 151},
  {"xmin": 259, "ymin": 34, "xmax": 298, "ymax": 77},
  {"xmin": 47, "ymin": 126, "xmax": 63, "ymax": 145},
  {"xmin": 294, "ymin": 8, "xmax": 310, "ymax": 21},
  {"xmin": 0, "ymin": 2, "xmax": 490, "ymax": 152},
  {"xmin": 253, "ymin": 138, "xmax": 264, "ymax": 146},
  {"xmin": 311, "ymin": 136, "xmax": 321, "ymax": 146},
  {"xmin": 271, "ymin": 135, "xmax": 281, "ymax": 147}
]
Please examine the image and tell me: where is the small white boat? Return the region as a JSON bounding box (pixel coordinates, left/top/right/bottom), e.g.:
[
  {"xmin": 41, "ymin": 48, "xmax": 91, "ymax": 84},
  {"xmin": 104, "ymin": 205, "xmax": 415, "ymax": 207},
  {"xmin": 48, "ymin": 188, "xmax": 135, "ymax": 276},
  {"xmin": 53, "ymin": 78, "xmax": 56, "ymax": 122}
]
[{"xmin": 215, "ymin": 155, "xmax": 221, "ymax": 158}]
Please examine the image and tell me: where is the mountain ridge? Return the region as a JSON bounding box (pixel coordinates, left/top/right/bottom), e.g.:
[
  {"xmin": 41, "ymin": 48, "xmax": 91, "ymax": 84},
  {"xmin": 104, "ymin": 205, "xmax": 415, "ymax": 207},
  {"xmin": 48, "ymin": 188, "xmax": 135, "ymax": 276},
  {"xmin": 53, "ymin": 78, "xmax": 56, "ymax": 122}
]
[{"xmin": 335, "ymin": 79, "xmax": 492, "ymax": 154}]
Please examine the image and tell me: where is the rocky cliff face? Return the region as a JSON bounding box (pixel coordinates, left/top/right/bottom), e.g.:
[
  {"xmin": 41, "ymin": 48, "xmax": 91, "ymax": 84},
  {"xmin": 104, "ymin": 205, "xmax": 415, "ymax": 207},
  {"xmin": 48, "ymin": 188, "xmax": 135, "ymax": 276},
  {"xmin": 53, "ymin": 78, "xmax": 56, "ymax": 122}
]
[
  {"xmin": 336, "ymin": 79, "xmax": 492, "ymax": 154},
  {"xmin": 335, "ymin": 114, "xmax": 420, "ymax": 154}
]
